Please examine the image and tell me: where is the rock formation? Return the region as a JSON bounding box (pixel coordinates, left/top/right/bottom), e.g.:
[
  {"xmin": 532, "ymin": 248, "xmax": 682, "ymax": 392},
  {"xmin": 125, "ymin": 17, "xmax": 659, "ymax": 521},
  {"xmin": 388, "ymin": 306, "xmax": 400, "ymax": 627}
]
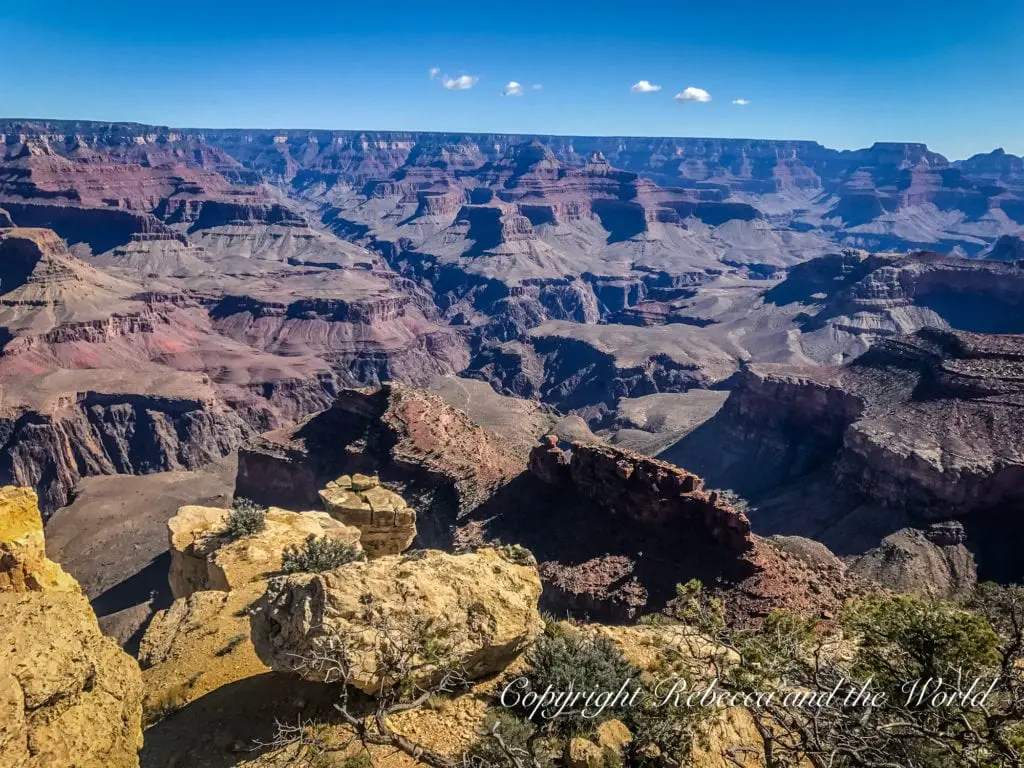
[
  {"xmin": 0, "ymin": 486, "xmax": 78, "ymax": 592},
  {"xmin": 139, "ymin": 500, "xmax": 366, "ymax": 734},
  {"xmin": 250, "ymin": 547, "xmax": 543, "ymax": 692},
  {"xmin": 236, "ymin": 383, "xmax": 523, "ymax": 545},
  {"xmin": 0, "ymin": 485, "xmax": 143, "ymax": 768},
  {"xmin": 704, "ymin": 328, "xmax": 1024, "ymax": 517},
  {"xmin": 530, "ymin": 437, "xmax": 753, "ymax": 553},
  {"xmin": 167, "ymin": 503, "xmax": 362, "ymax": 599},
  {"xmin": 319, "ymin": 473, "xmax": 416, "ymax": 556},
  {"xmin": 660, "ymin": 325, "xmax": 1024, "ymax": 592},
  {"xmin": 498, "ymin": 434, "xmax": 852, "ymax": 624}
]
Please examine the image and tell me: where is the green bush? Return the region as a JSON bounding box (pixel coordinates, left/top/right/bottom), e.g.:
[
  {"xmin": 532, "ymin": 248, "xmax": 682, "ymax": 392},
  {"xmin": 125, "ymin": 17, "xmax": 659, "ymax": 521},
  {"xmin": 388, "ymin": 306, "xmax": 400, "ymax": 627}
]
[
  {"xmin": 225, "ymin": 498, "xmax": 267, "ymax": 538},
  {"xmin": 516, "ymin": 631, "xmax": 639, "ymax": 736},
  {"xmin": 715, "ymin": 488, "xmax": 750, "ymax": 514},
  {"xmin": 281, "ymin": 534, "xmax": 366, "ymax": 574}
]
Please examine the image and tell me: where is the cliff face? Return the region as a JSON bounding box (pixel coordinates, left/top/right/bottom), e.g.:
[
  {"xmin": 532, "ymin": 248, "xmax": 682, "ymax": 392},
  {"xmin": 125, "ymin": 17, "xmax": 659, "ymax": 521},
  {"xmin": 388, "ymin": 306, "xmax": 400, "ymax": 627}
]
[
  {"xmin": 0, "ymin": 392, "xmax": 241, "ymax": 516},
  {"xmin": 834, "ymin": 331, "xmax": 1024, "ymax": 516},
  {"xmin": 165, "ymin": 503, "xmax": 362, "ymax": 599},
  {"xmin": 0, "ymin": 213, "xmax": 471, "ymax": 514},
  {"xmin": 0, "ymin": 486, "xmax": 78, "ymax": 592},
  {"xmin": 0, "ymin": 485, "xmax": 144, "ymax": 768},
  {"xmin": 530, "ymin": 436, "xmax": 753, "ymax": 553},
  {"xmin": 662, "ymin": 326, "xmax": 1024, "ymax": 590}
]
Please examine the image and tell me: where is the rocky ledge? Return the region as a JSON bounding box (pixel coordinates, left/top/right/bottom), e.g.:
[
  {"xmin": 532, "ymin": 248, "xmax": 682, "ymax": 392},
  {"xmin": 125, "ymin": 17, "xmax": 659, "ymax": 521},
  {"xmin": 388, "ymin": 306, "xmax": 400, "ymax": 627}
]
[
  {"xmin": 166, "ymin": 503, "xmax": 362, "ymax": 599},
  {"xmin": 530, "ymin": 435, "xmax": 753, "ymax": 553}
]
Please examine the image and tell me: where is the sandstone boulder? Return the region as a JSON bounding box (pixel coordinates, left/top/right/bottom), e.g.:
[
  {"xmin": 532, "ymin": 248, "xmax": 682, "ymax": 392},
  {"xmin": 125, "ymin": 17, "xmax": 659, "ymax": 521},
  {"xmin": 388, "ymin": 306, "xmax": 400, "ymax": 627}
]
[
  {"xmin": 250, "ymin": 548, "xmax": 543, "ymax": 693},
  {"xmin": 168, "ymin": 504, "xmax": 362, "ymax": 599},
  {"xmin": 0, "ymin": 591, "xmax": 144, "ymax": 768},
  {"xmin": 0, "ymin": 486, "xmax": 79, "ymax": 593},
  {"xmin": 319, "ymin": 474, "xmax": 416, "ymax": 556}
]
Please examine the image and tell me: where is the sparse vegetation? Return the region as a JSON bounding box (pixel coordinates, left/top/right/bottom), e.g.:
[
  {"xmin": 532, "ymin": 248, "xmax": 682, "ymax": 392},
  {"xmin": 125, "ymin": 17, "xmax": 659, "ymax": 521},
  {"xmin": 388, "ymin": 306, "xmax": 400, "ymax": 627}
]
[
  {"xmin": 257, "ymin": 592, "xmax": 472, "ymax": 768},
  {"xmin": 256, "ymin": 574, "xmax": 1024, "ymax": 768},
  {"xmin": 715, "ymin": 488, "xmax": 750, "ymax": 514},
  {"xmin": 225, "ymin": 497, "xmax": 267, "ymax": 538},
  {"xmin": 467, "ymin": 710, "xmax": 558, "ymax": 767},
  {"xmin": 495, "ymin": 544, "xmax": 537, "ymax": 567},
  {"xmin": 660, "ymin": 580, "xmax": 1024, "ymax": 768},
  {"xmin": 281, "ymin": 534, "xmax": 366, "ymax": 574},
  {"xmin": 143, "ymin": 682, "xmax": 191, "ymax": 726}
]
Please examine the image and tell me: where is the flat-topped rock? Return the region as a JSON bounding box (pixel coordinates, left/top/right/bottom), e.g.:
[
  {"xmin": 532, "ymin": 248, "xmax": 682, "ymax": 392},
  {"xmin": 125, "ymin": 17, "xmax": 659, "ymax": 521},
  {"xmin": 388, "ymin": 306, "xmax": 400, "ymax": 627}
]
[{"xmin": 167, "ymin": 504, "xmax": 362, "ymax": 599}]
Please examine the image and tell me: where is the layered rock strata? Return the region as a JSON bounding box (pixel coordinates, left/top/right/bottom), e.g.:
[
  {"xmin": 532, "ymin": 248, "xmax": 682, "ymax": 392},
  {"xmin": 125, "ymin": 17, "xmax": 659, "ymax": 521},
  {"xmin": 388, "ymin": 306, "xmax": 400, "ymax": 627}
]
[
  {"xmin": 521, "ymin": 435, "xmax": 854, "ymax": 624},
  {"xmin": 530, "ymin": 436, "xmax": 753, "ymax": 553},
  {"xmin": 319, "ymin": 473, "xmax": 416, "ymax": 556},
  {"xmin": 235, "ymin": 383, "xmax": 522, "ymax": 545}
]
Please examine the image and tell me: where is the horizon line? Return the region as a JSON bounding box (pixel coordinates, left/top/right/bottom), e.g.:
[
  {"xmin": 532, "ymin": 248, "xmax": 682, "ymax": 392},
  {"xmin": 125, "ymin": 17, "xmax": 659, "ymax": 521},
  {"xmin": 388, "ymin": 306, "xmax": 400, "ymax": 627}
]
[{"xmin": 0, "ymin": 115, "xmax": 1014, "ymax": 163}]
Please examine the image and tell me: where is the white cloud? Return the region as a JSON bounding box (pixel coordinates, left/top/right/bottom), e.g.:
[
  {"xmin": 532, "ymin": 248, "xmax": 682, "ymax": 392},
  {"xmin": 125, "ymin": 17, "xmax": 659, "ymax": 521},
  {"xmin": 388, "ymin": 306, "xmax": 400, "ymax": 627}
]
[
  {"xmin": 442, "ymin": 74, "xmax": 479, "ymax": 91},
  {"xmin": 429, "ymin": 67, "xmax": 440, "ymax": 80},
  {"xmin": 675, "ymin": 86, "xmax": 712, "ymax": 102},
  {"xmin": 532, "ymin": 84, "xmax": 543, "ymax": 90},
  {"xmin": 503, "ymin": 81, "xmax": 524, "ymax": 97},
  {"xmin": 631, "ymin": 80, "xmax": 662, "ymax": 93},
  {"xmin": 732, "ymin": 98, "xmax": 750, "ymax": 106}
]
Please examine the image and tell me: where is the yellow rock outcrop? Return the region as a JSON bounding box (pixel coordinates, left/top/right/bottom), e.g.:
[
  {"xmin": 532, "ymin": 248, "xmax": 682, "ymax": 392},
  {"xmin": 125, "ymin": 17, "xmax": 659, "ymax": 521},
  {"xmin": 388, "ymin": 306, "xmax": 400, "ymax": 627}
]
[
  {"xmin": 0, "ymin": 485, "xmax": 143, "ymax": 768},
  {"xmin": 251, "ymin": 547, "xmax": 543, "ymax": 693},
  {"xmin": 319, "ymin": 474, "xmax": 416, "ymax": 556},
  {"xmin": 168, "ymin": 504, "xmax": 362, "ymax": 598},
  {"xmin": 0, "ymin": 486, "xmax": 79, "ymax": 593}
]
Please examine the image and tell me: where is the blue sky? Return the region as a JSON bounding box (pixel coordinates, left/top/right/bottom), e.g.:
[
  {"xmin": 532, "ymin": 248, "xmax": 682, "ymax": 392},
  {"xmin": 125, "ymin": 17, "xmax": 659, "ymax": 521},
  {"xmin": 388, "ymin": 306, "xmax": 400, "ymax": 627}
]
[{"xmin": 2, "ymin": 0, "xmax": 1022, "ymax": 159}]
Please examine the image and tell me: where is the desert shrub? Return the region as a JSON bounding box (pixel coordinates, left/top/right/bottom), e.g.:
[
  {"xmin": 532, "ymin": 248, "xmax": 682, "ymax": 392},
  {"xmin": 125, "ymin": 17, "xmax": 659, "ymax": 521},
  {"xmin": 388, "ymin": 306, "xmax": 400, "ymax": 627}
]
[
  {"xmin": 691, "ymin": 586, "xmax": 1024, "ymax": 768},
  {"xmin": 143, "ymin": 682, "xmax": 190, "ymax": 725},
  {"xmin": 281, "ymin": 534, "xmax": 366, "ymax": 574},
  {"xmin": 516, "ymin": 631, "xmax": 639, "ymax": 736},
  {"xmin": 467, "ymin": 709, "xmax": 558, "ymax": 767},
  {"xmin": 225, "ymin": 497, "xmax": 266, "ymax": 538},
  {"xmin": 715, "ymin": 488, "xmax": 750, "ymax": 514},
  {"xmin": 843, "ymin": 593, "xmax": 1000, "ymax": 690},
  {"xmin": 496, "ymin": 543, "xmax": 537, "ymax": 567}
]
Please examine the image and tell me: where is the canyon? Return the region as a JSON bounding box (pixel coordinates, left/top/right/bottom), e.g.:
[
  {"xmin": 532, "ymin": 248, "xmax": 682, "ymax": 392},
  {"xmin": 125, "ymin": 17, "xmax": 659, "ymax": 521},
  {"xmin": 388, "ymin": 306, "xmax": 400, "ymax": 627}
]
[
  {"xmin": 0, "ymin": 118, "xmax": 1021, "ymax": 645},
  {"xmin": 2, "ymin": 116, "xmax": 1024, "ymax": 768}
]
